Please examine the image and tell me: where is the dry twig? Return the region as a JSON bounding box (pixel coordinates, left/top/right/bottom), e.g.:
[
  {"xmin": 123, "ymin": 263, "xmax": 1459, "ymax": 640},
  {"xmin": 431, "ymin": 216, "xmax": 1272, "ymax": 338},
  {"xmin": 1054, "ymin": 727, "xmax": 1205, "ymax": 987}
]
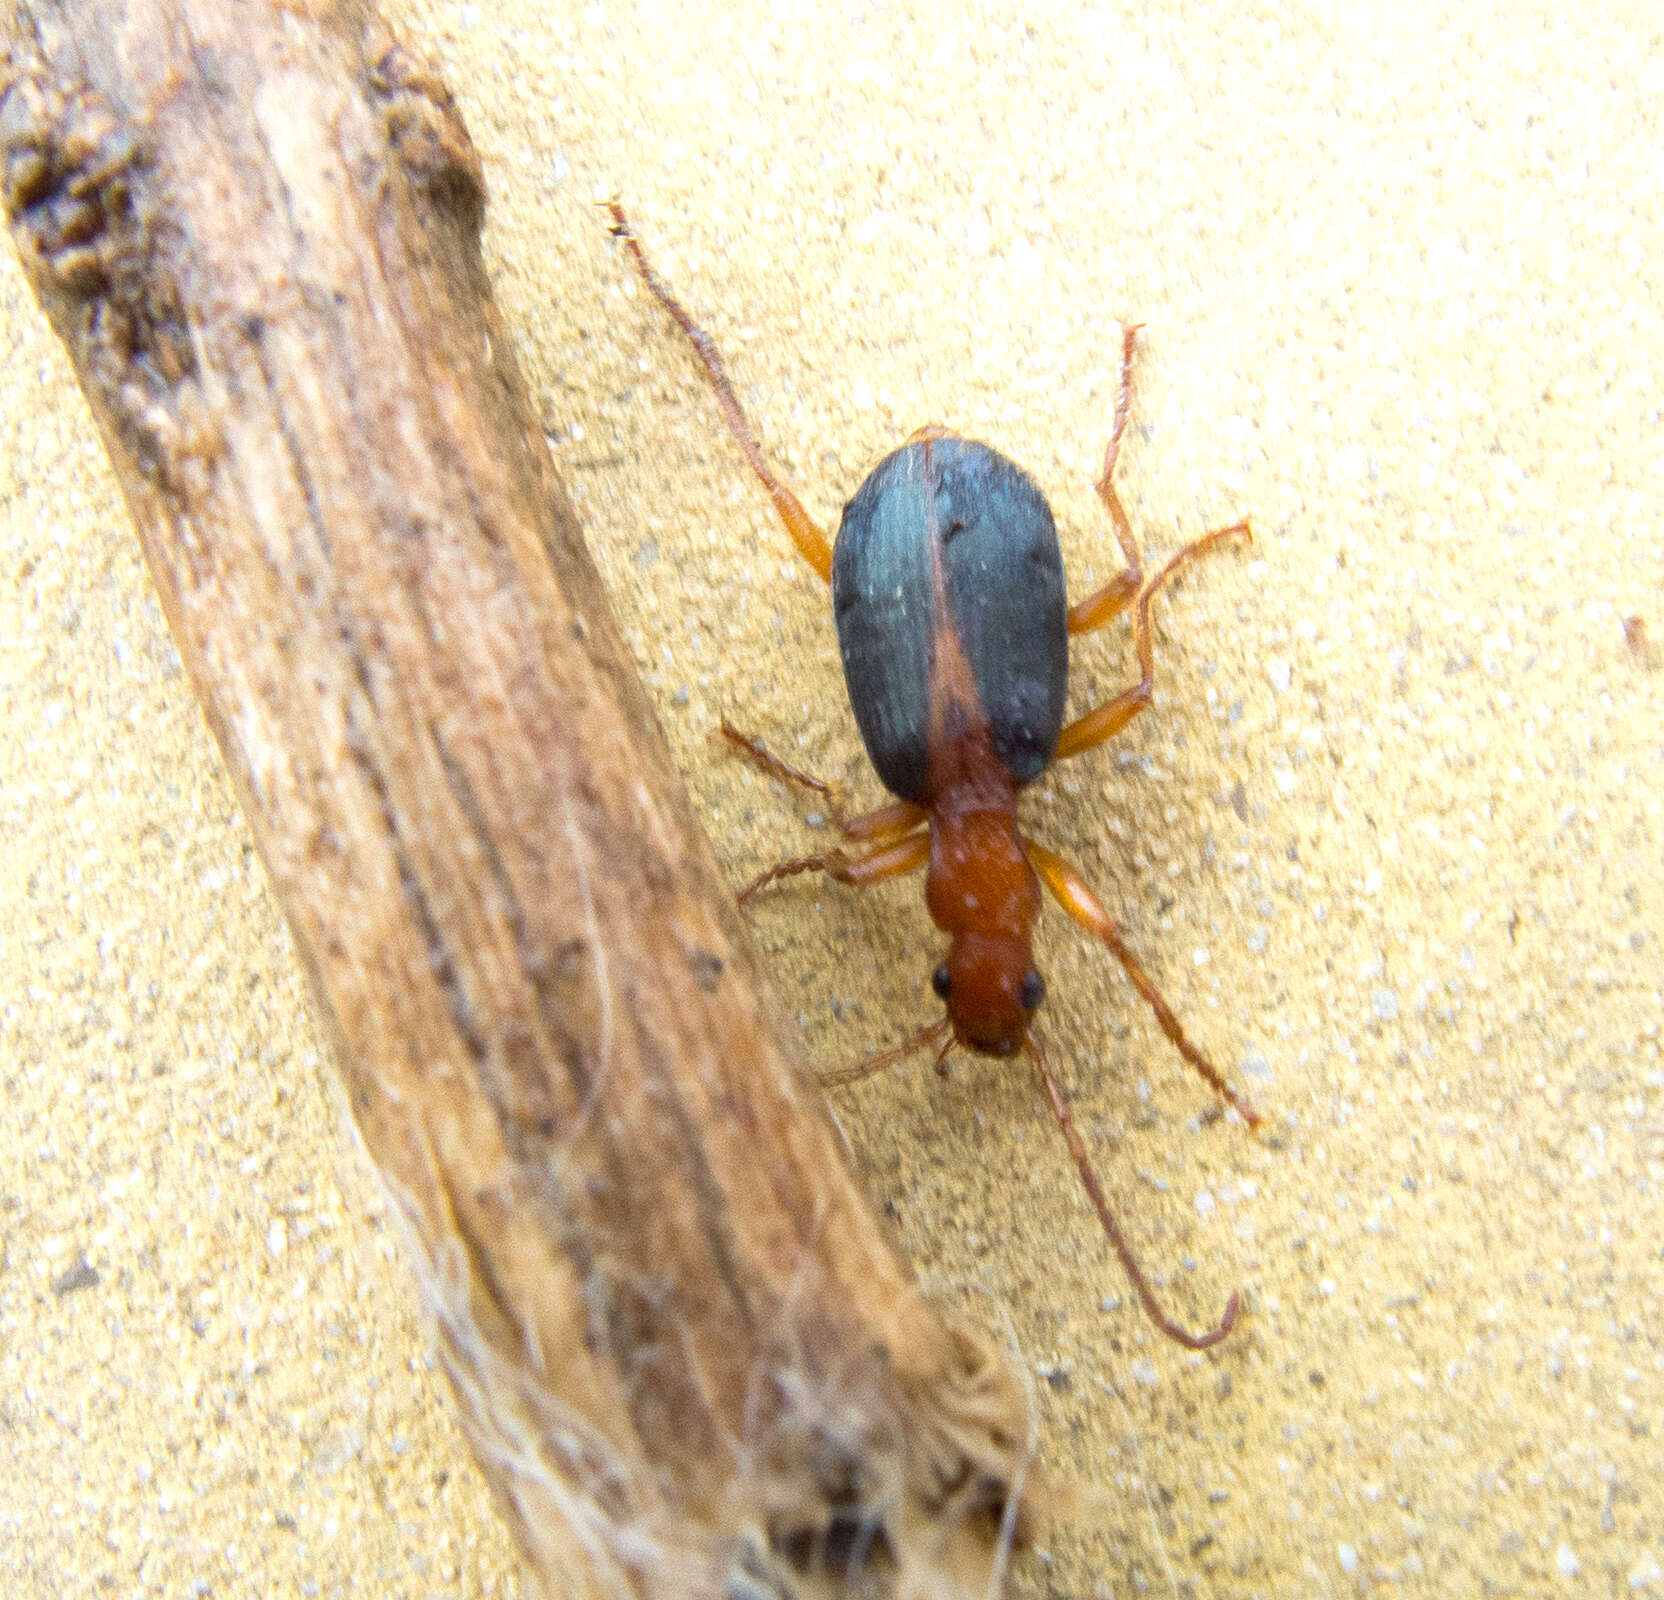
[{"xmin": 0, "ymin": 3, "xmax": 1033, "ymax": 1594}]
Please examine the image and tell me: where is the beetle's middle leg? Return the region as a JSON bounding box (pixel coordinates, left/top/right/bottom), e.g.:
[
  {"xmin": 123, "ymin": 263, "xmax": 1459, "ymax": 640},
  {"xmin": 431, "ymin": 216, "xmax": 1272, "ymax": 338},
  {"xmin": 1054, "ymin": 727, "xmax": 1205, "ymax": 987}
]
[
  {"xmin": 720, "ymin": 718, "xmax": 928, "ymax": 841},
  {"xmin": 722, "ymin": 715, "xmax": 928, "ymax": 900},
  {"xmin": 1056, "ymin": 518, "xmax": 1250, "ymax": 760},
  {"xmin": 720, "ymin": 718, "xmax": 847, "ymax": 816},
  {"xmin": 608, "ymin": 203, "xmax": 835, "ymax": 583}
]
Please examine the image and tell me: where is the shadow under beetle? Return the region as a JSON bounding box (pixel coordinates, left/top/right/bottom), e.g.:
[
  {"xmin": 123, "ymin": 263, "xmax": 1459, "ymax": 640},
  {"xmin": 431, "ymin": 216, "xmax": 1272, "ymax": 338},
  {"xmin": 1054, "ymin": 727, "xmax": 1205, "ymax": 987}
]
[{"xmin": 610, "ymin": 204, "xmax": 1260, "ymax": 1351}]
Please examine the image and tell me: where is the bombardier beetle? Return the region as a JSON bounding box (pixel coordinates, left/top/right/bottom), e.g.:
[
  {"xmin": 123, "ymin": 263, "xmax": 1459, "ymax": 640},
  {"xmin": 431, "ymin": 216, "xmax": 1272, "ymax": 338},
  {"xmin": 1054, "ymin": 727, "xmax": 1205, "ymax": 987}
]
[{"xmin": 610, "ymin": 205, "xmax": 1260, "ymax": 1350}]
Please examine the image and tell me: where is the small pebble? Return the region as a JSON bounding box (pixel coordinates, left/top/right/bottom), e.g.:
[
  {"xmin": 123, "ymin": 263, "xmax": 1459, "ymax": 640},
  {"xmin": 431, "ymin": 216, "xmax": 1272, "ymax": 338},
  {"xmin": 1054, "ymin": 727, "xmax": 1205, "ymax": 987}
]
[
  {"xmin": 1629, "ymin": 1554, "xmax": 1664, "ymax": 1590},
  {"xmin": 1558, "ymin": 1545, "xmax": 1579, "ymax": 1579},
  {"xmin": 1338, "ymin": 1543, "xmax": 1358, "ymax": 1576}
]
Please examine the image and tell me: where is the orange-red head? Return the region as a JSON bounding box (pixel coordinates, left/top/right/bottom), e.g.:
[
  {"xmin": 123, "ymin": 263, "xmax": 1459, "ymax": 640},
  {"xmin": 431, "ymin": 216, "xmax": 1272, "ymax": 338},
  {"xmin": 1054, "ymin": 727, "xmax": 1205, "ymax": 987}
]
[
  {"xmin": 932, "ymin": 930, "xmax": 1046, "ymax": 1057},
  {"xmin": 922, "ymin": 807, "xmax": 1045, "ymax": 1057}
]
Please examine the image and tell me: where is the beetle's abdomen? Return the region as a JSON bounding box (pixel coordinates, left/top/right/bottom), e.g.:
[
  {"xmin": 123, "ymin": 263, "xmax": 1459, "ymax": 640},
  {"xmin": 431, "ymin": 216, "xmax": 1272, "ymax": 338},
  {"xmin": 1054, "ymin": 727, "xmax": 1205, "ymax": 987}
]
[{"xmin": 831, "ymin": 437, "xmax": 1069, "ymax": 803}]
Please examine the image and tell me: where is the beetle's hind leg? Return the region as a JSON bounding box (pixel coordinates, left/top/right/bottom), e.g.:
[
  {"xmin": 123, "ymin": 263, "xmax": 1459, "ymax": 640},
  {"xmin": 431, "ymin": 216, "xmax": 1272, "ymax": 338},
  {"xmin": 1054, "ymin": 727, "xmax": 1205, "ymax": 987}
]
[
  {"xmin": 1024, "ymin": 839, "xmax": 1262, "ymax": 1128},
  {"xmin": 1066, "ymin": 323, "xmax": 1146, "ymax": 638},
  {"xmin": 608, "ymin": 203, "xmax": 835, "ymax": 584},
  {"xmin": 1059, "ymin": 323, "xmax": 1250, "ymax": 760}
]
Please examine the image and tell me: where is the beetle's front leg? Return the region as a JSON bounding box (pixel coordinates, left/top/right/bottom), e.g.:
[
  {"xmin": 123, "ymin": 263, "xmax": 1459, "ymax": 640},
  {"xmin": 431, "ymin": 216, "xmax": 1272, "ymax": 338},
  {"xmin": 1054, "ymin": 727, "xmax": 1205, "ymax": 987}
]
[
  {"xmin": 1024, "ymin": 837, "xmax": 1262, "ymax": 1127},
  {"xmin": 736, "ymin": 827, "xmax": 930, "ymax": 905}
]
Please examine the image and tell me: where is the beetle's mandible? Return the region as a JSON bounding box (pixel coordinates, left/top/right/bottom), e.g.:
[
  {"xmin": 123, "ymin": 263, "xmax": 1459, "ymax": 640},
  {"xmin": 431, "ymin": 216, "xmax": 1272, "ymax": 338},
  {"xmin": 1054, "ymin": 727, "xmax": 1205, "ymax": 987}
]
[{"xmin": 610, "ymin": 204, "xmax": 1260, "ymax": 1351}]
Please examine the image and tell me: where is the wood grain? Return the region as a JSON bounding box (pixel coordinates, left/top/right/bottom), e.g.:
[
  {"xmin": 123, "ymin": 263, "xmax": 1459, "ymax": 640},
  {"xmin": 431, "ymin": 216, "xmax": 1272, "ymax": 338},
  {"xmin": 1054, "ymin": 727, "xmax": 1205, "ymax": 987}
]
[{"xmin": 0, "ymin": 3, "xmax": 1032, "ymax": 1594}]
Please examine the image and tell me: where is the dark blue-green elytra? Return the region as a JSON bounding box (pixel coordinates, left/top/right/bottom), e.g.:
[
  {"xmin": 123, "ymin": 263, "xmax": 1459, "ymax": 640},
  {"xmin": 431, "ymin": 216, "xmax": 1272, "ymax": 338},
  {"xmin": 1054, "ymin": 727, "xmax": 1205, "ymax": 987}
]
[{"xmin": 830, "ymin": 437, "xmax": 1069, "ymax": 804}]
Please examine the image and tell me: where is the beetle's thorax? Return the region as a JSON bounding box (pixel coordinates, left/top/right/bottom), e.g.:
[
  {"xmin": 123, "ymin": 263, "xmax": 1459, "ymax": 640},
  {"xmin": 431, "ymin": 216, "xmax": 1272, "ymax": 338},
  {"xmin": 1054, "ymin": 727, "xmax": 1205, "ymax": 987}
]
[
  {"xmin": 926, "ymin": 807, "xmax": 1042, "ymax": 1057},
  {"xmin": 925, "ymin": 807, "xmax": 1035, "ymax": 937}
]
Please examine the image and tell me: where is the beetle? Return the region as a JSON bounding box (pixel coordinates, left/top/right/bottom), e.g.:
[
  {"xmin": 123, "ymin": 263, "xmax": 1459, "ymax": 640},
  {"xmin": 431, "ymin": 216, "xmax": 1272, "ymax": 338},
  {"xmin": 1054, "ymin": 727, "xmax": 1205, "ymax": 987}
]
[{"xmin": 609, "ymin": 204, "xmax": 1260, "ymax": 1350}]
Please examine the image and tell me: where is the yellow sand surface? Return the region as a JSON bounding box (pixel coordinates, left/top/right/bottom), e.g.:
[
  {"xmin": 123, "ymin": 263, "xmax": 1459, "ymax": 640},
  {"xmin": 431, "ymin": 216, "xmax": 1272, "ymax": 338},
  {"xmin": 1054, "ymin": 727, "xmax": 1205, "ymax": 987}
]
[{"xmin": 3, "ymin": 3, "xmax": 1660, "ymax": 1595}]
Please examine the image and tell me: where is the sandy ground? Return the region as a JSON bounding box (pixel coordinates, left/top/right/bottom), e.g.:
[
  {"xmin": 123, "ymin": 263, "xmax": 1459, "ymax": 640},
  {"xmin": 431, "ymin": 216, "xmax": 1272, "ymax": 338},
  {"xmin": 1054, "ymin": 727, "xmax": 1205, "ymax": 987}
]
[{"xmin": 3, "ymin": 2, "xmax": 1661, "ymax": 1596}]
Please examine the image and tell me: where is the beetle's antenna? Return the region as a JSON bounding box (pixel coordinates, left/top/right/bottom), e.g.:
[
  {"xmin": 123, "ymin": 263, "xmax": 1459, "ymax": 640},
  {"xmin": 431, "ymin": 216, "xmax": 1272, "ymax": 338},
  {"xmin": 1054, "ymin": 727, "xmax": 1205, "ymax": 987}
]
[
  {"xmin": 1026, "ymin": 1034, "xmax": 1240, "ymax": 1351},
  {"xmin": 817, "ymin": 1018, "xmax": 951, "ymax": 1088}
]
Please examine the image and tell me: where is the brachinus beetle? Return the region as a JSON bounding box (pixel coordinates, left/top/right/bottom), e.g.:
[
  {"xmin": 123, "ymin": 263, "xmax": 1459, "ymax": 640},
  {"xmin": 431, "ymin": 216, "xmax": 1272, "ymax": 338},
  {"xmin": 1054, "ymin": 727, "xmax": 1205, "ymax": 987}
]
[{"xmin": 610, "ymin": 204, "xmax": 1260, "ymax": 1350}]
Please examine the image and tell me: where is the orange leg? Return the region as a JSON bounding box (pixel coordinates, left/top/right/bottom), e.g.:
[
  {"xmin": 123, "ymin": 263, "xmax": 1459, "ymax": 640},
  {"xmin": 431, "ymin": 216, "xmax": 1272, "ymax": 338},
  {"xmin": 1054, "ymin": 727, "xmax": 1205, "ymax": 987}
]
[
  {"xmin": 1066, "ymin": 323, "xmax": 1145, "ymax": 637},
  {"xmin": 1025, "ymin": 840, "xmax": 1262, "ymax": 1127},
  {"xmin": 608, "ymin": 203, "xmax": 834, "ymax": 584},
  {"xmin": 721, "ymin": 717, "xmax": 927, "ymax": 845},
  {"xmin": 1059, "ymin": 323, "xmax": 1250, "ymax": 761},
  {"xmin": 1056, "ymin": 518, "xmax": 1249, "ymax": 760},
  {"xmin": 737, "ymin": 826, "xmax": 930, "ymax": 905},
  {"xmin": 1028, "ymin": 1034, "xmax": 1240, "ymax": 1350},
  {"xmin": 841, "ymin": 799, "xmax": 932, "ymax": 844},
  {"xmin": 720, "ymin": 718, "xmax": 845, "ymax": 816}
]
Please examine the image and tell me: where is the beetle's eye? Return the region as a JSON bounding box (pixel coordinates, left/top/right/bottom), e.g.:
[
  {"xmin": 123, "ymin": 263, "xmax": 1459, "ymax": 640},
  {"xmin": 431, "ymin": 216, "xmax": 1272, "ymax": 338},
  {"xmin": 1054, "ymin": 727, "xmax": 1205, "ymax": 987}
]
[
  {"xmin": 1019, "ymin": 970, "xmax": 1046, "ymax": 1010},
  {"xmin": 931, "ymin": 963, "xmax": 952, "ymax": 1000}
]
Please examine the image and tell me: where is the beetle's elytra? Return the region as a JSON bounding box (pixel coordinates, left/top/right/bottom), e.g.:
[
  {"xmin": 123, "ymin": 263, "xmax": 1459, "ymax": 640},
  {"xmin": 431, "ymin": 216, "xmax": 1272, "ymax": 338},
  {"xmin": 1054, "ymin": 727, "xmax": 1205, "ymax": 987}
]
[
  {"xmin": 610, "ymin": 203, "xmax": 1259, "ymax": 1351},
  {"xmin": 833, "ymin": 436, "xmax": 1069, "ymax": 803}
]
